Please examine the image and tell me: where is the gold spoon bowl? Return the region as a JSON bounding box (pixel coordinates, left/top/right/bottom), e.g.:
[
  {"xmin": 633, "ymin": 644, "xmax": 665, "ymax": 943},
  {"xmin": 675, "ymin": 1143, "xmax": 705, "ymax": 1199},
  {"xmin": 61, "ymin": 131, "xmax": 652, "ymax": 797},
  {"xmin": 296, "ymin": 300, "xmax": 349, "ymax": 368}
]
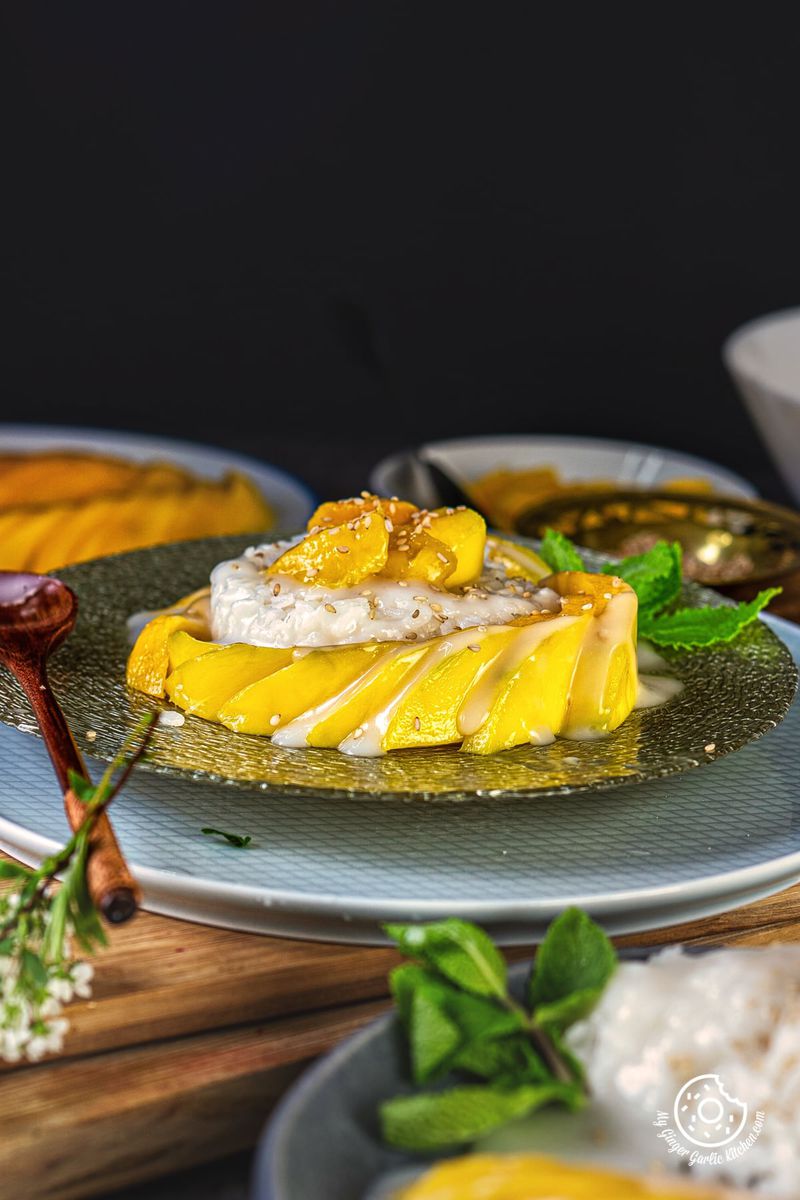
[{"xmin": 514, "ymin": 489, "xmax": 800, "ymax": 588}]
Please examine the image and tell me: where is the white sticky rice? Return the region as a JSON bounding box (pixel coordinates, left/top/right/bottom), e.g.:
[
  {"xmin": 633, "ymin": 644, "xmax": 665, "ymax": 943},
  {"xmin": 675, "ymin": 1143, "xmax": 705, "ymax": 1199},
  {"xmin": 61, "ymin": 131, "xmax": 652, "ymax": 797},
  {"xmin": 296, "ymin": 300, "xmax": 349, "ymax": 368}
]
[
  {"xmin": 210, "ymin": 539, "xmax": 562, "ymax": 648},
  {"xmin": 566, "ymin": 944, "xmax": 800, "ymax": 1195}
]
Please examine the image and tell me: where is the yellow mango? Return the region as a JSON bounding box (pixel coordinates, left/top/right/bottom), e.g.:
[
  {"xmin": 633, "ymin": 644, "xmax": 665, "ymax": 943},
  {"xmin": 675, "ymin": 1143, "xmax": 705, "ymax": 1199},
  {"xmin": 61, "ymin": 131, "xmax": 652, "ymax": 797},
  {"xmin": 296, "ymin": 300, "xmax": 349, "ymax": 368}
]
[
  {"xmin": 383, "ymin": 529, "xmax": 457, "ymax": 586},
  {"xmin": 485, "ymin": 535, "xmax": 550, "ymax": 584},
  {"xmin": 305, "ymin": 643, "xmax": 430, "ymax": 748},
  {"xmin": 126, "ymin": 612, "xmax": 211, "ymax": 698},
  {"xmin": 308, "ymin": 495, "xmax": 417, "ymax": 531},
  {"xmin": 422, "ymin": 508, "xmax": 486, "ymax": 588},
  {"xmin": 268, "ymin": 510, "xmax": 390, "ymax": 587},
  {"xmin": 165, "ymin": 643, "xmax": 293, "ymax": 720},
  {"xmin": 218, "ymin": 644, "xmax": 384, "ymax": 734},
  {"xmin": 167, "ymin": 630, "xmax": 217, "ymax": 671},
  {"xmin": 459, "ymin": 615, "xmax": 591, "ymax": 754},
  {"xmin": 384, "ymin": 629, "xmax": 516, "ymax": 750}
]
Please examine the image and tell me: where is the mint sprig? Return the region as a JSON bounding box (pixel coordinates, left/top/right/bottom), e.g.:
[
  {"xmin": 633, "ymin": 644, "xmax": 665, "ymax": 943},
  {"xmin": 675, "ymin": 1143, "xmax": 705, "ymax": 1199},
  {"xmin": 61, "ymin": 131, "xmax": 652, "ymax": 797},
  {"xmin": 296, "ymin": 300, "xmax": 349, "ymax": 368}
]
[
  {"xmin": 539, "ymin": 528, "xmax": 585, "ymax": 573},
  {"xmin": 380, "ymin": 909, "xmax": 615, "ymax": 1149},
  {"xmin": 539, "ymin": 530, "xmax": 780, "ymax": 649},
  {"xmin": 638, "ymin": 588, "xmax": 781, "ymax": 648}
]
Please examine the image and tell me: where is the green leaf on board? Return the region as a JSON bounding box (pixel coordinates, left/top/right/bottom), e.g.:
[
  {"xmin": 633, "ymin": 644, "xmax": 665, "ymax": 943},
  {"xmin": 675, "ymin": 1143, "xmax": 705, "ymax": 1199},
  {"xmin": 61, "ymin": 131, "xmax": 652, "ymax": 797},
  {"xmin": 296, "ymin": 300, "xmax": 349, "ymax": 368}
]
[{"xmin": 201, "ymin": 827, "xmax": 252, "ymax": 848}]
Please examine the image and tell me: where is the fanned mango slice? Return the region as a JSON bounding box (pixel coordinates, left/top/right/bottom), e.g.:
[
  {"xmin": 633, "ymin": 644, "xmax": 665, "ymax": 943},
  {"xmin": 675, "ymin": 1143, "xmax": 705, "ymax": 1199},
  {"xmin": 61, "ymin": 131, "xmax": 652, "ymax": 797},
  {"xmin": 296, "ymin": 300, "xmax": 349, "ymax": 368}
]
[
  {"xmin": 268, "ymin": 510, "xmax": 390, "ymax": 587},
  {"xmin": 459, "ymin": 615, "xmax": 591, "ymax": 754},
  {"xmin": 305, "ymin": 643, "xmax": 431, "ymax": 749},
  {"xmin": 218, "ymin": 644, "xmax": 384, "ymax": 734},
  {"xmin": 167, "ymin": 630, "xmax": 217, "ymax": 671},
  {"xmin": 166, "ymin": 644, "xmax": 293, "ymax": 720},
  {"xmin": 384, "ymin": 628, "xmax": 516, "ymax": 750},
  {"xmin": 126, "ymin": 612, "xmax": 210, "ymax": 698}
]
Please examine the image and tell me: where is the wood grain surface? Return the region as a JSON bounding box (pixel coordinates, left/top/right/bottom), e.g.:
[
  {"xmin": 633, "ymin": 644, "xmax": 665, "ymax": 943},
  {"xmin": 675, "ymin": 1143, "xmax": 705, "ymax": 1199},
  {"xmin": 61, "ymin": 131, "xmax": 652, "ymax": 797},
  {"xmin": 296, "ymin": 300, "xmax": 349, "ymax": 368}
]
[{"xmin": 1, "ymin": 570, "xmax": 799, "ymax": 1200}]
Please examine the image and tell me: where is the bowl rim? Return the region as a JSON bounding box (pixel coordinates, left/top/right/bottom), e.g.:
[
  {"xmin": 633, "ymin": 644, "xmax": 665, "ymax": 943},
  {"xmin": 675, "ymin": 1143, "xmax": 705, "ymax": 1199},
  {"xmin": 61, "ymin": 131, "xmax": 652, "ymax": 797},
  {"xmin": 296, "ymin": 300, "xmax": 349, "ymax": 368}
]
[{"xmin": 723, "ymin": 304, "xmax": 800, "ymax": 410}]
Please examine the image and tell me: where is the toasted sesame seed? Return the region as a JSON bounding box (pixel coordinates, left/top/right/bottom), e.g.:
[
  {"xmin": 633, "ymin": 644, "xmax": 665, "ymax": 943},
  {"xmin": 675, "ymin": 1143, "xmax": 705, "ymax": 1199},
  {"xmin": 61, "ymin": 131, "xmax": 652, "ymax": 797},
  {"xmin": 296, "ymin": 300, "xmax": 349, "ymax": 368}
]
[
  {"xmin": 413, "ymin": 715, "xmax": 421, "ymax": 731},
  {"xmin": 406, "ymin": 631, "xmax": 418, "ymax": 640},
  {"xmin": 363, "ymin": 515, "xmax": 372, "ymax": 528},
  {"xmin": 86, "ymin": 729, "xmax": 97, "ymax": 741},
  {"xmin": 603, "ymin": 592, "xmax": 612, "ymax": 599},
  {"xmin": 468, "ymin": 643, "xmax": 481, "ymax": 652},
  {"xmin": 352, "ymin": 726, "xmax": 364, "ymax": 739},
  {"xmin": 398, "ymin": 581, "xmax": 408, "ymax": 587},
  {"xmin": 581, "ymin": 602, "xmax": 592, "ymax": 611},
  {"xmin": 704, "ymin": 742, "xmax": 716, "ymax": 753},
  {"xmin": 361, "ymin": 589, "xmax": 373, "ymax": 596},
  {"xmin": 414, "ymin": 595, "xmax": 427, "ymax": 602},
  {"xmin": 361, "ymin": 490, "xmax": 371, "ymax": 498},
  {"xmin": 269, "ymin": 714, "xmax": 281, "ymax": 726},
  {"xmin": 412, "ymin": 609, "xmax": 420, "ymax": 618},
  {"xmin": 325, "ymin": 603, "xmax": 337, "ymax": 614},
  {"xmin": 430, "ymin": 602, "xmax": 443, "ymax": 612},
  {"xmin": 273, "ymin": 583, "xmax": 281, "ymax": 596},
  {"xmin": 336, "ymin": 545, "xmax": 350, "ymax": 554},
  {"xmin": 434, "ymin": 613, "xmax": 447, "ymax": 623}
]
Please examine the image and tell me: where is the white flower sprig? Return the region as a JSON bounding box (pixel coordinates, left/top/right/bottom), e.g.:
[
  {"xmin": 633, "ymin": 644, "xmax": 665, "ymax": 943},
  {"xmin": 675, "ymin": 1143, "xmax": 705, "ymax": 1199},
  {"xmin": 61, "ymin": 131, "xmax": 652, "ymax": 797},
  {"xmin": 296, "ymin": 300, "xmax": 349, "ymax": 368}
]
[{"xmin": 0, "ymin": 716, "xmax": 155, "ymax": 1063}]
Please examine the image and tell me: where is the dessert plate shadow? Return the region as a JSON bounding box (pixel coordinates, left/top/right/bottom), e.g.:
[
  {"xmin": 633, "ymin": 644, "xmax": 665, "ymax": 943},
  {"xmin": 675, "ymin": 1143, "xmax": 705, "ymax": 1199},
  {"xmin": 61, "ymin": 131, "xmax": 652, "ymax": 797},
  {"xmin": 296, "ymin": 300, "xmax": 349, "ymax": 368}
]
[{"xmin": 0, "ymin": 536, "xmax": 795, "ymax": 801}]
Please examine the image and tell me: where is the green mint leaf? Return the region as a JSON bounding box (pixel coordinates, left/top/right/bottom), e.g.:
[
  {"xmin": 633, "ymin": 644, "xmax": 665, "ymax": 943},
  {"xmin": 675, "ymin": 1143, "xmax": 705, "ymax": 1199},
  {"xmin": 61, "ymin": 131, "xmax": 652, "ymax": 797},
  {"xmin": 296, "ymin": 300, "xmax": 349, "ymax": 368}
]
[
  {"xmin": 408, "ymin": 987, "xmax": 462, "ymax": 1084},
  {"xmin": 67, "ymin": 770, "xmax": 96, "ymax": 804},
  {"xmin": 384, "ymin": 919, "xmax": 508, "ymax": 999},
  {"xmin": 68, "ymin": 832, "xmax": 108, "ymax": 953},
  {"xmin": 201, "ymin": 827, "xmax": 252, "ymax": 848},
  {"xmin": 529, "ymin": 908, "xmax": 616, "ymax": 1013},
  {"xmin": 381, "ymin": 1081, "xmax": 583, "ymax": 1150},
  {"xmin": 0, "ymin": 938, "xmax": 16, "ymax": 956},
  {"xmin": 604, "ymin": 540, "xmax": 682, "ymax": 615},
  {"xmin": 638, "ymin": 588, "xmax": 781, "ymax": 648},
  {"xmin": 452, "ymin": 1034, "xmax": 551, "ymax": 1084},
  {"xmin": 539, "ymin": 529, "xmax": 585, "ymax": 573},
  {"xmin": 0, "ymin": 861, "xmax": 33, "ymax": 880},
  {"xmin": 390, "ymin": 964, "xmax": 526, "ymax": 1084},
  {"xmin": 531, "ymin": 985, "xmax": 605, "ymax": 1034}
]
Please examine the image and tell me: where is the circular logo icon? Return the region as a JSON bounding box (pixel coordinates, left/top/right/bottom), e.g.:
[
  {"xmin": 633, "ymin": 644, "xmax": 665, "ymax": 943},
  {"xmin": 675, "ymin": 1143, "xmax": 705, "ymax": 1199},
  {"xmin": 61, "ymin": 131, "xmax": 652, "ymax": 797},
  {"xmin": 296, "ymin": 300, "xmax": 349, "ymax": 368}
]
[{"xmin": 673, "ymin": 1074, "xmax": 748, "ymax": 1148}]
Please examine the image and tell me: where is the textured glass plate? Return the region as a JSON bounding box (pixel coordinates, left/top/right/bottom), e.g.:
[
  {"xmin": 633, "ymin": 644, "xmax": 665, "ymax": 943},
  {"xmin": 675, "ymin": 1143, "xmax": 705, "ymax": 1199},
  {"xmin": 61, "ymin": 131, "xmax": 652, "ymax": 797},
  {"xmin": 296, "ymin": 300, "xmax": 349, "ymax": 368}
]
[{"xmin": 0, "ymin": 536, "xmax": 795, "ymax": 800}]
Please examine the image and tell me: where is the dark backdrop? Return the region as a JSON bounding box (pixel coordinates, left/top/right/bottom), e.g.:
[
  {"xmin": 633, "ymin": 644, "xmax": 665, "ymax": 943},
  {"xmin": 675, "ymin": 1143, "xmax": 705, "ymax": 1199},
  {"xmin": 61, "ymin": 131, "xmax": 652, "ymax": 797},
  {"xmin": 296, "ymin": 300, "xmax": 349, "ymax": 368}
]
[{"xmin": 2, "ymin": 4, "xmax": 798, "ymax": 498}]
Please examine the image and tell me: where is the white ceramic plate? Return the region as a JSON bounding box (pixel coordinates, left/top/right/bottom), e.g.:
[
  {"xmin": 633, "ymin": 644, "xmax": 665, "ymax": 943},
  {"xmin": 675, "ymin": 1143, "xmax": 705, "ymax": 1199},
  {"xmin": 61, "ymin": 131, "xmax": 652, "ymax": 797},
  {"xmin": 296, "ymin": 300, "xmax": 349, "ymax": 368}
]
[
  {"xmin": 370, "ymin": 435, "xmax": 757, "ymax": 509},
  {"xmin": 0, "ymin": 423, "xmax": 314, "ymax": 533},
  {"xmin": 0, "ymin": 615, "xmax": 798, "ymax": 944}
]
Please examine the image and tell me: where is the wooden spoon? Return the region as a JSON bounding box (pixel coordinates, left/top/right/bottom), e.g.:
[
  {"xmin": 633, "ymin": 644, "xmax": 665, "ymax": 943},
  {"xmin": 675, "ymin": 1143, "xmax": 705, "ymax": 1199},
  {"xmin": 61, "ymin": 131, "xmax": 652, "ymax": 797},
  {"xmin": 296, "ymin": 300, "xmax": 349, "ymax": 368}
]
[{"xmin": 0, "ymin": 572, "xmax": 139, "ymax": 923}]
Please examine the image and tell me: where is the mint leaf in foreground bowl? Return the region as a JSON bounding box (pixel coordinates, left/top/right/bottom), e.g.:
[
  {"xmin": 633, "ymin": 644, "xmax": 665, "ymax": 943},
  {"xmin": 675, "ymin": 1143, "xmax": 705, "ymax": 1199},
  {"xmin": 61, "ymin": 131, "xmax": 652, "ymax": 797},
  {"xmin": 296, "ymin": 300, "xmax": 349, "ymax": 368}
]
[
  {"xmin": 381, "ymin": 1081, "xmax": 583, "ymax": 1150},
  {"xmin": 385, "ymin": 918, "xmax": 508, "ymax": 1000},
  {"xmin": 528, "ymin": 907, "xmax": 617, "ymax": 1013}
]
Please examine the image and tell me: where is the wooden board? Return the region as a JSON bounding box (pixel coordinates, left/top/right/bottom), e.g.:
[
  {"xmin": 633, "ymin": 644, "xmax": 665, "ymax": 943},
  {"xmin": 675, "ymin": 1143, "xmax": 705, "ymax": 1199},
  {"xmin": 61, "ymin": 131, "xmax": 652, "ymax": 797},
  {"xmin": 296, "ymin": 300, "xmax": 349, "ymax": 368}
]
[{"xmin": 2, "ymin": 867, "xmax": 800, "ymax": 1200}]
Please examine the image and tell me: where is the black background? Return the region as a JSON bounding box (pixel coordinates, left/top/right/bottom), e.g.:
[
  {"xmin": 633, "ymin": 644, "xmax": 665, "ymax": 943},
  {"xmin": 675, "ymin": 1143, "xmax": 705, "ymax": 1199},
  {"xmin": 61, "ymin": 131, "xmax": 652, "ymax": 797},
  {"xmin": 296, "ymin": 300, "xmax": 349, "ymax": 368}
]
[{"xmin": 3, "ymin": 4, "xmax": 798, "ymax": 499}]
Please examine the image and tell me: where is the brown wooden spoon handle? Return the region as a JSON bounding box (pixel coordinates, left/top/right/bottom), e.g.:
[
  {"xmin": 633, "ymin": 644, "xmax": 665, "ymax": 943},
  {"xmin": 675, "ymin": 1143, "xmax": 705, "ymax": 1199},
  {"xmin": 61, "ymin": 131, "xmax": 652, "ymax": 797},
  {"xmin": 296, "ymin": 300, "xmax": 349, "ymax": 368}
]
[{"xmin": 14, "ymin": 660, "xmax": 139, "ymax": 923}]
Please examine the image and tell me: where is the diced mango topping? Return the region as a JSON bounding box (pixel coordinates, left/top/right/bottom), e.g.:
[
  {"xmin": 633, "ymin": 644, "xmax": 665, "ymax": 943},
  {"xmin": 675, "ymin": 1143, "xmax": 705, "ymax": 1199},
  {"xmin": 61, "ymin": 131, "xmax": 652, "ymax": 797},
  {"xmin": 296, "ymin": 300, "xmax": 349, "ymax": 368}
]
[{"xmin": 268, "ymin": 508, "xmax": 390, "ymax": 587}]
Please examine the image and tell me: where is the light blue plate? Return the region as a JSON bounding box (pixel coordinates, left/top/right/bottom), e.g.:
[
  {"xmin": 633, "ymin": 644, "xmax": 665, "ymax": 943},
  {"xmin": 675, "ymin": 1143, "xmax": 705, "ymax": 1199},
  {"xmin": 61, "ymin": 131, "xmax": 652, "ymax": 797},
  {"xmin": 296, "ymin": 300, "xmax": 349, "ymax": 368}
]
[{"xmin": 0, "ymin": 615, "xmax": 799, "ymax": 944}]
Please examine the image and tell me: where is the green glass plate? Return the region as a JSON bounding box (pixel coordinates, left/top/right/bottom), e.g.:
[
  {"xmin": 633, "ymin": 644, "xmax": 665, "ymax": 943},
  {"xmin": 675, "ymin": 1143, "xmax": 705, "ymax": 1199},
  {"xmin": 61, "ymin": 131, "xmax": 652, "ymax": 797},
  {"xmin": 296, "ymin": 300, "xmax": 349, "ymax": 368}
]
[{"xmin": 0, "ymin": 536, "xmax": 795, "ymax": 800}]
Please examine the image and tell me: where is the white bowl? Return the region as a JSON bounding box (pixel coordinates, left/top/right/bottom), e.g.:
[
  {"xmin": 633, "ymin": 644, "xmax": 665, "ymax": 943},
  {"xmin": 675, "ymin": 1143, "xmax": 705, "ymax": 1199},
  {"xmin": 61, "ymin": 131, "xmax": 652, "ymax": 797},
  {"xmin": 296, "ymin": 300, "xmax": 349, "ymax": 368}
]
[
  {"xmin": 724, "ymin": 307, "xmax": 800, "ymax": 504},
  {"xmin": 370, "ymin": 435, "xmax": 756, "ymax": 509}
]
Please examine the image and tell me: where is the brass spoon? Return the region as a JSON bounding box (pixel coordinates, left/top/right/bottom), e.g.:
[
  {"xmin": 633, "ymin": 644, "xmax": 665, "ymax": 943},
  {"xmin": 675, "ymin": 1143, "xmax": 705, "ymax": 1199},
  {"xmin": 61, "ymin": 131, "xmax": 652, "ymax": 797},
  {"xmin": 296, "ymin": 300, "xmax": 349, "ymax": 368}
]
[
  {"xmin": 0, "ymin": 572, "xmax": 139, "ymax": 923},
  {"xmin": 515, "ymin": 489, "xmax": 800, "ymax": 588}
]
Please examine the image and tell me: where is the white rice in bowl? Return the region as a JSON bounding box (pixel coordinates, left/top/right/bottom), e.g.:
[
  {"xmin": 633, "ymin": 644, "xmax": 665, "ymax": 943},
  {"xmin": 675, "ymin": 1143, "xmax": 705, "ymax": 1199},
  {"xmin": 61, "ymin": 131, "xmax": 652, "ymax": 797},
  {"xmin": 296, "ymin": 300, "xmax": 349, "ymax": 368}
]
[{"xmin": 566, "ymin": 945, "xmax": 800, "ymax": 1195}]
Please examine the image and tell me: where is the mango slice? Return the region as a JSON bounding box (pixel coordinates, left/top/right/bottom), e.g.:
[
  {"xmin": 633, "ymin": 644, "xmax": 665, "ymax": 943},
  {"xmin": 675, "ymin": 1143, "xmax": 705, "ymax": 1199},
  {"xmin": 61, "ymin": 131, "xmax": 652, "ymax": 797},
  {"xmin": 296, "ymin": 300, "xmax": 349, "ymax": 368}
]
[
  {"xmin": 485, "ymin": 536, "xmax": 550, "ymax": 584},
  {"xmin": 167, "ymin": 630, "xmax": 218, "ymax": 671},
  {"xmin": 165, "ymin": 644, "xmax": 294, "ymax": 720},
  {"xmin": 126, "ymin": 612, "xmax": 210, "ymax": 698},
  {"xmin": 268, "ymin": 510, "xmax": 390, "ymax": 587},
  {"xmin": 218, "ymin": 644, "xmax": 384, "ymax": 734},
  {"xmin": 306, "ymin": 643, "xmax": 431, "ymax": 749},
  {"xmin": 421, "ymin": 509, "xmax": 486, "ymax": 588},
  {"xmin": 308, "ymin": 495, "xmax": 417, "ymax": 531},
  {"xmin": 384, "ymin": 628, "xmax": 516, "ymax": 750}
]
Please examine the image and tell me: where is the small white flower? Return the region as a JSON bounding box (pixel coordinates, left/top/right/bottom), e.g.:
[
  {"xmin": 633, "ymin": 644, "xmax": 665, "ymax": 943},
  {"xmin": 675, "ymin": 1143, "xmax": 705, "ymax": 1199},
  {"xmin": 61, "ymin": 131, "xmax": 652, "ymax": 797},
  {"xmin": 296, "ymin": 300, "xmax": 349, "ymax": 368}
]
[
  {"xmin": 70, "ymin": 961, "xmax": 94, "ymax": 998},
  {"xmin": 46, "ymin": 977, "xmax": 74, "ymax": 1004},
  {"xmin": 25, "ymin": 1035, "xmax": 49, "ymax": 1061}
]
